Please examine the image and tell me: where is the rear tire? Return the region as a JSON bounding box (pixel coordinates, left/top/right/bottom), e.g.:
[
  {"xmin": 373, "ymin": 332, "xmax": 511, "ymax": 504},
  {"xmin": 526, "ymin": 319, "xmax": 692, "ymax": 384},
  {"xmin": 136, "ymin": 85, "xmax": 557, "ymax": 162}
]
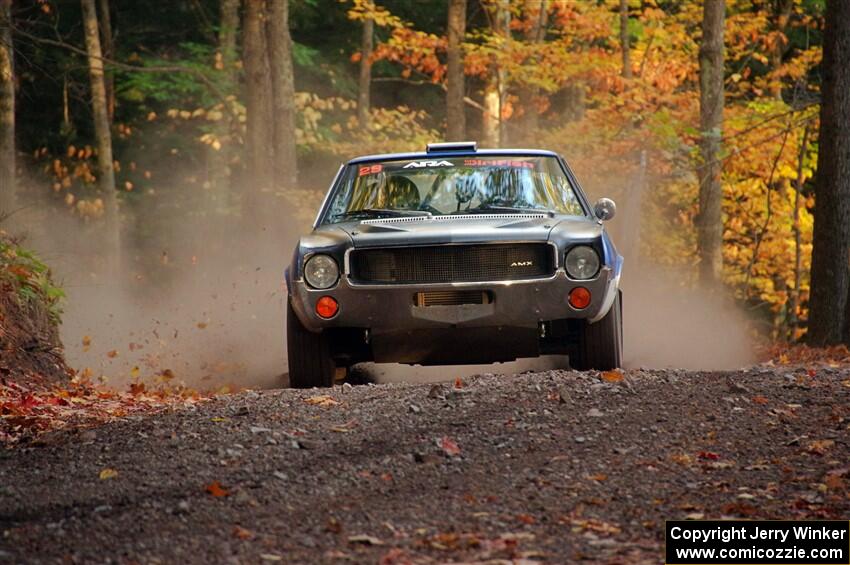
[
  {"xmin": 287, "ymin": 300, "xmax": 335, "ymax": 388},
  {"xmin": 571, "ymin": 290, "xmax": 623, "ymax": 371}
]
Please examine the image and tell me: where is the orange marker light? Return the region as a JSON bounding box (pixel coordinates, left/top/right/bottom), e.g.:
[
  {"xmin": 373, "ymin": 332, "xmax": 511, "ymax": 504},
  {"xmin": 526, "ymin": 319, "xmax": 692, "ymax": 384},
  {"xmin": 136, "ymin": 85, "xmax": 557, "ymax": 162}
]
[
  {"xmin": 315, "ymin": 296, "xmax": 339, "ymax": 319},
  {"xmin": 568, "ymin": 287, "xmax": 591, "ymax": 310}
]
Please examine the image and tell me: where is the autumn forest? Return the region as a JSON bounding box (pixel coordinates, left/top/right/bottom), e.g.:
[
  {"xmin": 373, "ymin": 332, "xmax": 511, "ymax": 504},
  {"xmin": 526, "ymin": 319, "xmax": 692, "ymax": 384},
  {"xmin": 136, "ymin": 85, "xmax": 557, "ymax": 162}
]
[{"xmin": 1, "ymin": 0, "xmax": 849, "ymax": 355}]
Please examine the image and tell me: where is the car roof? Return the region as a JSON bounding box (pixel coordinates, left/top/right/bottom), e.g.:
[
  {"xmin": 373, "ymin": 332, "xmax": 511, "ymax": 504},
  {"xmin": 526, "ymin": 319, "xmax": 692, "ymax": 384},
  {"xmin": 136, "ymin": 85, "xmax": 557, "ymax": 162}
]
[{"xmin": 347, "ymin": 147, "xmax": 561, "ymax": 165}]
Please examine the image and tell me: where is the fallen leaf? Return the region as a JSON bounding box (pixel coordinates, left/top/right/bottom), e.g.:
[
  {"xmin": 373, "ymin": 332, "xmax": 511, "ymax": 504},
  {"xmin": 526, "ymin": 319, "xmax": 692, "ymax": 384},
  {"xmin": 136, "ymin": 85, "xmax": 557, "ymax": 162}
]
[
  {"xmin": 697, "ymin": 451, "xmax": 720, "ymax": 461},
  {"xmin": 330, "ymin": 420, "xmax": 358, "ymax": 433},
  {"xmin": 305, "ymin": 395, "xmax": 339, "ymax": 407},
  {"xmin": 439, "ymin": 436, "xmax": 461, "ymax": 456},
  {"xmin": 205, "ymin": 481, "xmax": 229, "ymax": 497},
  {"xmin": 566, "ymin": 517, "xmax": 621, "ymax": 535},
  {"xmin": 671, "ymin": 453, "xmax": 694, "ymax": 466},
  {"xmin": 547, "ymin": 390, "xmax": 565, "ymax": 403},
  {"xmin": 379, "ymin": 549, "xmax": 410, "ymax": 565},
  {"xmin": 106, "ymin": 350, "xmax": 118, "ymax": 358},
  {"xmin": 99, "ymin": 468, "xmax": 119, "ymax": 480},
  {"xmin": 517, "ymin": 513, "xmax": 536, "ymax": 524},
  {"xmin": 197, "ymin": 322, "xmax": 208, "ymax": 329},
  {"xmin": 752, "ymin": 395, "xmax": 769, "ymax": 405},
  {"xmin": 326, "ymin": 517, "xmax": 343, "ymax": 533},
  {"xmin": 721, "ymin": 502, "xmax": 757, "ymax": 517},
  {"xmin": 82, "ymin": 335, "xmax": 92, "ymax": 351},
  {"xmin": 233, "ymin": 525, "xmax": 254, "ymax": 540},
  {"xmin": 601, "ymin": 370, "xmax": 623, "ymax": 383},
  {"xmin": 807, "ymin": 439, "xmax": 835, "ymax": 455},
  {"xmin": 587, "ymin": 473, "xmax": 608, "ymax": 482},
  {"xmin": 824, "ymin": 473, "xmax": 845, "ymax": 491}
]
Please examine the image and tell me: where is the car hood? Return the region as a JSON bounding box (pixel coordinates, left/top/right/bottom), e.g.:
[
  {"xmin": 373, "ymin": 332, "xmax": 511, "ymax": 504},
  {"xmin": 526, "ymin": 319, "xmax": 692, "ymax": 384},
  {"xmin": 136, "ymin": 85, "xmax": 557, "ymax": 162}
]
[{"xmin": 323, "ymin": 214, "xmax": 602, "ymax": 248}]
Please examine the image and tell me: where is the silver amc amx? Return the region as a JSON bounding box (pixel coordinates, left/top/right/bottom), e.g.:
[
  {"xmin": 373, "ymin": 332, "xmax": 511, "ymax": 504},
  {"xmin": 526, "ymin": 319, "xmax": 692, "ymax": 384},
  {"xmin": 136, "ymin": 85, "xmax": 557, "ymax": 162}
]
[{"xmin": 285, "ymin": 142, "xmax": 623, "ymax": 388}]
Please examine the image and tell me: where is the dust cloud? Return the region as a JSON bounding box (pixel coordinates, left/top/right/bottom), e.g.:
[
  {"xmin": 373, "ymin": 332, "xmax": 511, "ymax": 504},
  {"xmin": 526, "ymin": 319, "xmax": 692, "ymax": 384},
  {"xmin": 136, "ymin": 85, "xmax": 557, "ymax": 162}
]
[
  {"xmin": 620, "ymin": 269, "xmax": 756, "ymax": 370},
  {"xmin": 12, "ymin": 171, "xmax": 320, "ymax": 391},
  {"xmin": 578, "ymin": 153, "xmax": 757, "ymax": 371}
]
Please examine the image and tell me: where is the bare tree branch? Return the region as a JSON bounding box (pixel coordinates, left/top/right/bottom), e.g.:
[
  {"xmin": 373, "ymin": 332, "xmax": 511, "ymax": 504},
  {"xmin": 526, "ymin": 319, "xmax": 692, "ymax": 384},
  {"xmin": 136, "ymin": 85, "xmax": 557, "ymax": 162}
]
[{"xmin": 11, "ymin": 25, "xmax": 238, "ymax": 120}]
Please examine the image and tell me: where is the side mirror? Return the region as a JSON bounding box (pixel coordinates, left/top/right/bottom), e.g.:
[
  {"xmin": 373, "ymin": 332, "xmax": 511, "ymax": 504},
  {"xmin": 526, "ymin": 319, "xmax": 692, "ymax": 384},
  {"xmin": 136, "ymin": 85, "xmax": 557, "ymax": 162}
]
[{"xmin": 594, "ymin": 198, "xmax": 616, "ymax": 222}]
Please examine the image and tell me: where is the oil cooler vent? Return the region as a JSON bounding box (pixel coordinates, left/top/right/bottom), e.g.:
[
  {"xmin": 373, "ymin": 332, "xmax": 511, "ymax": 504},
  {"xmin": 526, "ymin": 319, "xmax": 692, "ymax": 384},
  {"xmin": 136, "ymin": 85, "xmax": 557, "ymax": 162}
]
[{"xmin": 414, "ymin": 290, "xmax": 492, "ymax": 307}]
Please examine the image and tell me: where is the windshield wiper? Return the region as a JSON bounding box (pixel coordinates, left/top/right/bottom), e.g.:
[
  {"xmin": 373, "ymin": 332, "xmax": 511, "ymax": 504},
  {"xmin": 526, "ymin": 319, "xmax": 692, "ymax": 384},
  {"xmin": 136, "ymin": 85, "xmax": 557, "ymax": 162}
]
[
  {"xmin": 464, "ymin": 204, "xmax": 555, "ymax": 216},
  {"xmin": 337, "ymin": 208, "xmax": 433, "ymax": 220}
]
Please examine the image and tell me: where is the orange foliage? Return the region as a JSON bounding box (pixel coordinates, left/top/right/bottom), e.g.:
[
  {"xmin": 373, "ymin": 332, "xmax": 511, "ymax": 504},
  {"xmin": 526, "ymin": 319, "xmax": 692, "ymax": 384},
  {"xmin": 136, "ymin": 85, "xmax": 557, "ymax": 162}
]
[{"xmin": 0, "ymin": 373, "xmax": 209, "ymax": 446}]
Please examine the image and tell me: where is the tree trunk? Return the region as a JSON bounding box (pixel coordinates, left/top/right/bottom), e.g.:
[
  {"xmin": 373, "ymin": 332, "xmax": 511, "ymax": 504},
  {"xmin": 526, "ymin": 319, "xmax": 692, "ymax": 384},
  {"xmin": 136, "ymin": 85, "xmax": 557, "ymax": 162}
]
[
  {"xmin": 446, "ymin": 0, "xmax": 466, "ymax": 140},
  {"xmin": 696, "ymin": 0, "xmax": 725, "ymax": 285},
  {"xmin": 267, "ymin": 0, "xmax": 297, "ymax": 190},
  {"xmin": 789, "ymin": 126, "xmax": 809, "ymax": 341},
  {"xmin": 357, "ymin": 15, "xmax": 373, "ymax": 127},
  {"xmin": 483, "ymin": 0, "xmax": 509, "ymax": 147},
  {"xmin": 0, "ymin": 0, "xmax": 15, "ymax": 216},
  {"xmin": 496, "ymin": 1, "xmax": 510, "ymax": 146},
  {"xmin": 97, "ymin": 0, "xmax": 114, "ymax": 120},
  {"xmin": 242, "ymin": 0, "xmax": 274, "ymax": 222},
  {"xmin": 219, "ymin": 0, "xmax": 240, "ymax": 84},
  {"xmin": 807, "ymin": 0, "xmax": 850, "ymax": 346},
  {"xmin": 81, "ymin": 0, "xmax": 120, "ymax": 271},
  {"xmin": 619, "ymin": 0, "xmax": 632, "ymax": 79},
  {"xmin": 518, "ymin": 0, "xmax": 547, "ymax": 139},
  {"xmin": 209, "ymin": 0, "xmax": 240, "ymax": 212},
  {"xmin": 482, "ymin": 83, "xmax": 499, "ymax": 148},
  {"xmin": 769, "ymin": 0, "xmax": 793, "ymax": 99}
]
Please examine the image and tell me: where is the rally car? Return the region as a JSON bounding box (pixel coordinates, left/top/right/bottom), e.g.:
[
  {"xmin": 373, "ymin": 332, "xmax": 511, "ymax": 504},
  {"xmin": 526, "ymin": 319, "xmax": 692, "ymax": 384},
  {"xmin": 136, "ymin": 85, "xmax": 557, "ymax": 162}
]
[{"xmin": 285, "ymin": 142, "xmax": 623, "ymax": 388}]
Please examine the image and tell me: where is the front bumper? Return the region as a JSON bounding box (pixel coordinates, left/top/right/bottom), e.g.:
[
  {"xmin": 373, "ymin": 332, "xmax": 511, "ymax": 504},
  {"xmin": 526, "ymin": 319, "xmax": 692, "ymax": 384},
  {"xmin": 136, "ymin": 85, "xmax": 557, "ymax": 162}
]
[{"xmin": 289, "ymin": 264, "xmax": 620, "ymax": 335}]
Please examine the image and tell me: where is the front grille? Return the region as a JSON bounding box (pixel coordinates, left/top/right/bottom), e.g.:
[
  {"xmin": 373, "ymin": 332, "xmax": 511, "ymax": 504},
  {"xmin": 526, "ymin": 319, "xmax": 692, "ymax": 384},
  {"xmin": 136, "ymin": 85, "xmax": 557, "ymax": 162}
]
[
  {"xmin": 415, "ymin": 290, "xmax": 492, "ymax": 307},
  {"xmin": 349, "ymin": 243, "xmax": 554, "ymax": 285}
]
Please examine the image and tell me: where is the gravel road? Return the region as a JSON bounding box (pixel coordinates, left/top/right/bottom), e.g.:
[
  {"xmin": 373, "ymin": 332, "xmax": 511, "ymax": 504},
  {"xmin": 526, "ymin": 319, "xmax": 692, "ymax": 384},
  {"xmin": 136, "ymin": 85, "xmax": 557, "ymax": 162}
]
[{"xmin": 2, "ymin": 366, "xmax": 849, "ymax": 564}]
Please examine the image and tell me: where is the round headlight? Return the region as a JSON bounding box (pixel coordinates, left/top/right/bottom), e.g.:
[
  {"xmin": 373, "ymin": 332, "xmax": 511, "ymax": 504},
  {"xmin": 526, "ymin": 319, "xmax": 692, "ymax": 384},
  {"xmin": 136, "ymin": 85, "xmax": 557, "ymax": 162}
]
[
  {"xmin": 565, "ymin": 246, "xmax": 600, "ymax": 280},
  {"xmin": 304, "ymin": 254, "xmax": 339, "ymax": 289}
]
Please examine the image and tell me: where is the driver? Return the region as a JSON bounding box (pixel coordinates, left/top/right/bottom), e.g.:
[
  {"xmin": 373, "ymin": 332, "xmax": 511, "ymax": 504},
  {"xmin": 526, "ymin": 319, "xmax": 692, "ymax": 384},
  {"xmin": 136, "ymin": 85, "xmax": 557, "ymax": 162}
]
[{"xmin": 382, "ymin": 175, "xmax": 421, "ymax": 210}]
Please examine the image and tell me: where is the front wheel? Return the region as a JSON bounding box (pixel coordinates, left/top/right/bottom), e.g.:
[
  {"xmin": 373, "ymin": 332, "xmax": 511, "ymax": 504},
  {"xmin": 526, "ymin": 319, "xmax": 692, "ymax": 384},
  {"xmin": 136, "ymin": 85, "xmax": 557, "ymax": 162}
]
[
  {"xmin": 571, "ymin": 290, "xmax": 623, "ymax": 371},
  {"xmin": 287, "ymin": 300, "xmax": 335, "ymax": 388}
]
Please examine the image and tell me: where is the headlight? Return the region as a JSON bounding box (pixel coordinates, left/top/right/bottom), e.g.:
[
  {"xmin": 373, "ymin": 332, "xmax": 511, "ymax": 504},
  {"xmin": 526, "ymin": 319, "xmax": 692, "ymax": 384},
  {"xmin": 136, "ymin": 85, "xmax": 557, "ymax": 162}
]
[
  {"xmin": 565, "ymin": 246, "xmax": 600, "ymax": 280},
  {"xmin": 304, "ymin": 254, "xmax": 339, "ymax": 289}
]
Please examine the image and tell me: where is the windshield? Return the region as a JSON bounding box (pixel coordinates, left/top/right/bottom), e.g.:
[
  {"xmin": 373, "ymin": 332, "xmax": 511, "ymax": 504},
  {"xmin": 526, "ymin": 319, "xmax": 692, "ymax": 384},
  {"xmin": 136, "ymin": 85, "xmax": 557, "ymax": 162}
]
[{"xmin": 322, "ymin": 156, "xmax": 586, "ymax": 224}]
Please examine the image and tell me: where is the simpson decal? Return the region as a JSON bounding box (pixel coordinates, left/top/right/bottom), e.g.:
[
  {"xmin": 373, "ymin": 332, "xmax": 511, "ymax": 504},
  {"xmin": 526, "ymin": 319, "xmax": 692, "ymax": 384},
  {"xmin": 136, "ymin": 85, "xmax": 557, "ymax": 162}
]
[{"xmin": 463, "ymin": 159, "xmax": 534, "ymax": 169}]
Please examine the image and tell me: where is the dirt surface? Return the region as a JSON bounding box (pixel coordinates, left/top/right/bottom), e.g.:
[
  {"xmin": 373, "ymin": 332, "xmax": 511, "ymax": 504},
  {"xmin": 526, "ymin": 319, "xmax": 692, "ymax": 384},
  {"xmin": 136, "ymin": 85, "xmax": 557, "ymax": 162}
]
[
  {"xmin": 2, "ymin": 366, "xmax": 849, "ymax": 564},
  {"xmin": 0, "ymin": 282, "xmax": 69, "ymax": 385}
]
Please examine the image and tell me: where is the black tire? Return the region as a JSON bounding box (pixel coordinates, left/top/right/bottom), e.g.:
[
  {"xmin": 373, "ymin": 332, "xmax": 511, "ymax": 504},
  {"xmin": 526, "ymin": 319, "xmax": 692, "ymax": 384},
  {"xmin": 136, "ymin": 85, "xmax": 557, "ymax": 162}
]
[
  {"xmin": 287, "ymin": 299, "xmax": 335, "ymax": 388},
  {"xmin": 571, "ymin": 290, "xmax": 623, "ymax": 371}
]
